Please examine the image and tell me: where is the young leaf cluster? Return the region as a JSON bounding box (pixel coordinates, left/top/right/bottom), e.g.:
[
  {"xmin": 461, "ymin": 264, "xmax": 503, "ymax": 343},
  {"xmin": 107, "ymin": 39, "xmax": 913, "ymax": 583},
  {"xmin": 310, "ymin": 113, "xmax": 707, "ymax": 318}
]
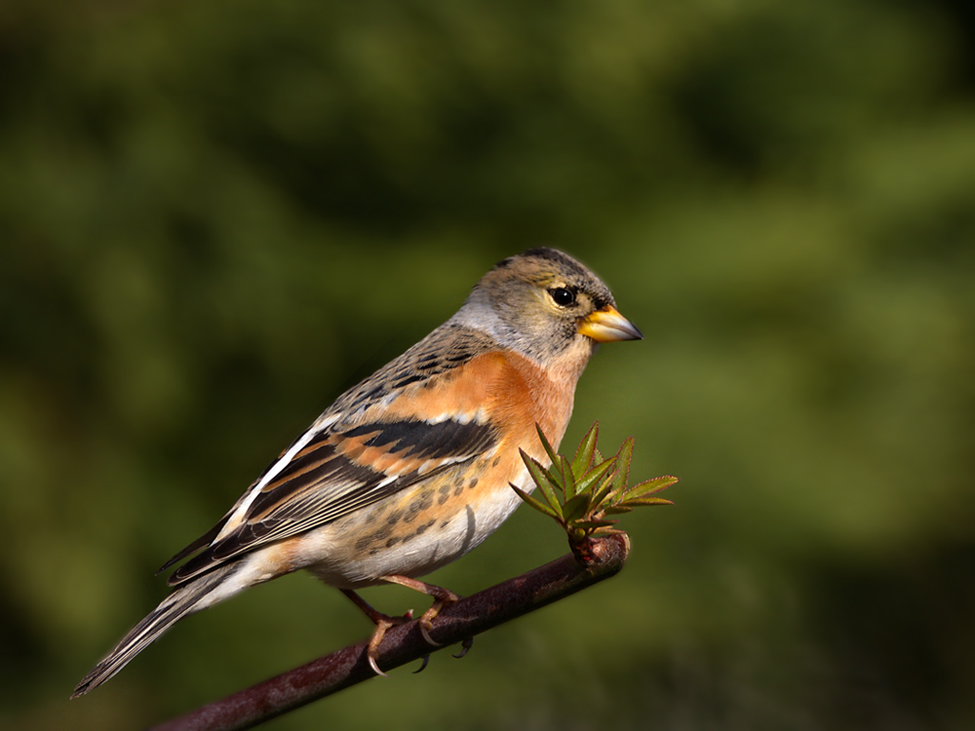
[{"xmin": 511, "ymin": 422, "xmax": 676, "ymax": 554}]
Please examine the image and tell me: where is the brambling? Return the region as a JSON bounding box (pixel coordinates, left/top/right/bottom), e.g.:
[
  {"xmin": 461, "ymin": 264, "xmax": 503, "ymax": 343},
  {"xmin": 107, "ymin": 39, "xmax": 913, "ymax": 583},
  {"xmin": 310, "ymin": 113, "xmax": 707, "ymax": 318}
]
[{"xmin": 72, "ymin": 247, "xmax": 641, "ymax": 696}]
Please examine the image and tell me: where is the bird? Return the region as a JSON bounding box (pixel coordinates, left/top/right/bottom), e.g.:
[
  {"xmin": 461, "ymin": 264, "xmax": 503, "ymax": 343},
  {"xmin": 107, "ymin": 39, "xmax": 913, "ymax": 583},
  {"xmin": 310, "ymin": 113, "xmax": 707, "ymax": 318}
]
[{"xmin": 71, "ymin": 247, "xmax": 642, "ymax": 697}]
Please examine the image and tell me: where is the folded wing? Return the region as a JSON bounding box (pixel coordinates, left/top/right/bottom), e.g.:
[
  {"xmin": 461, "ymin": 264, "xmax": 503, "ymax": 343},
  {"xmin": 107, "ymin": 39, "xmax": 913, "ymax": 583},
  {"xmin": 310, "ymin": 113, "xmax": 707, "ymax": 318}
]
[{"xmin": 165, "ymin": 414, "xmax": 498, "ymax": 586}]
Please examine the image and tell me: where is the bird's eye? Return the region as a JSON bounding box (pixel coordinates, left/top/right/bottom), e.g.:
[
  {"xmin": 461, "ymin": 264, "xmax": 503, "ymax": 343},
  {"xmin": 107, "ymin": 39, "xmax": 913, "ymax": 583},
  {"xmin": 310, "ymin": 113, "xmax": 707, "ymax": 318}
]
[{"xmin": 548, "ymin": 287, "xmax": 576, "ymax": 307}]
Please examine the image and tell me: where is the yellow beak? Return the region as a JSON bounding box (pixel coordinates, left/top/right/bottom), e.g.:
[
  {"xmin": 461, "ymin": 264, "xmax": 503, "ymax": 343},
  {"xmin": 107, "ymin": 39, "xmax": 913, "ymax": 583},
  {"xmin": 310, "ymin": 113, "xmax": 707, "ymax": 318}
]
[{"xmin": 578, "ymin": 305, "xmax": 643, "ymax": 343}]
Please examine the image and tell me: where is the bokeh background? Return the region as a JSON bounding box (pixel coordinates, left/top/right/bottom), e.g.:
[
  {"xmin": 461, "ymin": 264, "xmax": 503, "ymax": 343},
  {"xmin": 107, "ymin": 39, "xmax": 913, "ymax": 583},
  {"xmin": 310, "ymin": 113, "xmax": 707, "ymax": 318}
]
[{"xmin": 3, "ymin": 0, "xmax": 974, "ymax": 729}]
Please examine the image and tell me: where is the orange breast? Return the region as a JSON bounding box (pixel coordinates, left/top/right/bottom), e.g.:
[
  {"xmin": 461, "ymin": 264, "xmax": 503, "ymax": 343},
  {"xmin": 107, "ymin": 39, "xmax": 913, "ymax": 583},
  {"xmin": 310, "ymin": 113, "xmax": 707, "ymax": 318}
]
[{"xmin": 386, "ymin": 348, "xmax": 581, "ymax": 463}]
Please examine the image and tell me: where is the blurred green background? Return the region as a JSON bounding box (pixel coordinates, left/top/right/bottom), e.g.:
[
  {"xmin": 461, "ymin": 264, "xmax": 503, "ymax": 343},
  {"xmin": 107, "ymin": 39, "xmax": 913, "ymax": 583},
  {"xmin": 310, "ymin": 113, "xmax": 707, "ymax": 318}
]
[{"xmin": 3, "ymin": 0, "xmax": 974, "ymax": 729}]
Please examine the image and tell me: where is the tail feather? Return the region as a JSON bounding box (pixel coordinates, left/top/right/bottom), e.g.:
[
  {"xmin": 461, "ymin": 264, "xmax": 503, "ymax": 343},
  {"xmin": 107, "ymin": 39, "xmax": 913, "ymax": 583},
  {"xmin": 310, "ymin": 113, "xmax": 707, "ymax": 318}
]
[{"xmin": 71, "ymin": 563, "xmax": 238, "ymax": 698}]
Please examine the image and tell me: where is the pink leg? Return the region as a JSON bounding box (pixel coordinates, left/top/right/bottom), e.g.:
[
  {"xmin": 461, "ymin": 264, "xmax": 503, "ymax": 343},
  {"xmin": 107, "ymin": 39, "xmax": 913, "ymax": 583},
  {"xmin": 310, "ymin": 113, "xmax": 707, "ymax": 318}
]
[
  {"xmin": 379, "ymin": 575, "xmax": 460, "ymax": 646},
  {"xmin": 340, "ymin": 589, "xmax": 414, "ymax": 677}
]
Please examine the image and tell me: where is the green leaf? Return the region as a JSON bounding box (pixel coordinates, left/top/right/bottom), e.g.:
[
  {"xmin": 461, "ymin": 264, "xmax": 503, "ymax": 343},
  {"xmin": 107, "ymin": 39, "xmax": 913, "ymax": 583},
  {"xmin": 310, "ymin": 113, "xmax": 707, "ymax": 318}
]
[
  {"xmin": 560, "ymin": 455, "xmax": 579, "ymax": 499},
  {"xmin": 590, "ymin": 469, "xmax": 619, "ymax": 508},
  {"xmin": 510, "ymin": 483, "xmax": 560, "ymax": 519},
  {"xmin": 535, "ymin": 424, "xmax": 560, "ymax": 467},
  {"xmin": 519, "ymin": 424, "xmax": 677, "ymax": 541},
  {"xmin": 520, "ymin": 447, "xmax": 556, "ymax": 487},
  {"xmin": 608, "ymin": 437, "xmax": 634, "ymax": 498},
  {"xmin": 520, "ymin": 449, "xmax": 563, "ymax": 518},
  {"xmin": 571, "ymin": 422, "xmax": 599, "ymax": 479},
  {"xmin": 562, "ymin": 492, "xmax": 591, "ymax": 523},
  {"xmin": 624, "ymin": 475, "xmax": 679, "ymax": 501},
  {"xmin": 574, "ymin": 457, "xmax": 618, "ymax": 496},
  {"xmin": 621, "ymin": 496, "xmax": 674, "ymax": 508}
]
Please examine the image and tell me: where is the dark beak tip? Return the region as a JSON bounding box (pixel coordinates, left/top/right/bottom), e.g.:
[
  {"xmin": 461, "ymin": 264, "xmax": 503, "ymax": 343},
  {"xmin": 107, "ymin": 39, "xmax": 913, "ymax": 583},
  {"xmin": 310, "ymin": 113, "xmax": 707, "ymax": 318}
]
[{"xmin": 621, "ymin": 320, "xmax": 644, "ymax": 341}]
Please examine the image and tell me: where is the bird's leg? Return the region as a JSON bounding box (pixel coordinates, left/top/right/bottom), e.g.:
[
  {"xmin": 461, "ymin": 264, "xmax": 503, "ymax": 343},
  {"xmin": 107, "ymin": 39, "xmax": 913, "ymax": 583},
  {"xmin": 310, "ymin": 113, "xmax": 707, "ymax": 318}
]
[
  {"xmin": 340, "ymin": 588, "xmax": 413, "ymax": 677},
  {"xmin": 379, "ymin": 575, "xmax": 460, "ymax": 647}
]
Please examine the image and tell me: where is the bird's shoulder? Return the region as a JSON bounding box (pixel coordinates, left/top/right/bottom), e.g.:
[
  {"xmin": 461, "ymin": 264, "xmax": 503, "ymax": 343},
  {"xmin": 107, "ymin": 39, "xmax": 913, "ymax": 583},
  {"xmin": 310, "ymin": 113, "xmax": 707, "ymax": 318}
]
[{"xmin": 320, "ymin": 322, "xmax": 504, "ymax": 429}]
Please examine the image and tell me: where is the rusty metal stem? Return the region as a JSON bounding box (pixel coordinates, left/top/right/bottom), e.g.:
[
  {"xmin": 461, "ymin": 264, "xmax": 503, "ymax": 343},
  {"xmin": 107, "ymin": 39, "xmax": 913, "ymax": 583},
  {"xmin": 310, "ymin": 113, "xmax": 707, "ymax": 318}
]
[{"xmin": 150, "ymin": 533, "xmax": 630, "ymax": 731}]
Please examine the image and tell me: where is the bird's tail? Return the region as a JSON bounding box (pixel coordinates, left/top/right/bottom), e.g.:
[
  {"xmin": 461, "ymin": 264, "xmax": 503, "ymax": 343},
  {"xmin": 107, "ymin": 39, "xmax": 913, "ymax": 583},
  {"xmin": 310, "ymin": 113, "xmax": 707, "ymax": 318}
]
[{"xmin": 71, "ymin": 563, "xmax": 239, "ymax": 698}]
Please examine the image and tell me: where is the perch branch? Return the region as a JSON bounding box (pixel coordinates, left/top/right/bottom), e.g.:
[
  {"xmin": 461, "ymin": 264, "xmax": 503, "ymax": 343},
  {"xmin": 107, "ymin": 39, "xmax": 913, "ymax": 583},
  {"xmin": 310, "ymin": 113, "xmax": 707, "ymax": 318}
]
[{"xmin": 151, "ymin": 532, "xmax": 630, "ymax": 731}]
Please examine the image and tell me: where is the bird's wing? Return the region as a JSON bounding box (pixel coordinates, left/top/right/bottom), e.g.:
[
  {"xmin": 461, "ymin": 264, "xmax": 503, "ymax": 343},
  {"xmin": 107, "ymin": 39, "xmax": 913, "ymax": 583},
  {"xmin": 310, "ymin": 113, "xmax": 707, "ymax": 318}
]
[{"xmin": 163, "ymin": 325, "xmax": 505, "ymax": 586}]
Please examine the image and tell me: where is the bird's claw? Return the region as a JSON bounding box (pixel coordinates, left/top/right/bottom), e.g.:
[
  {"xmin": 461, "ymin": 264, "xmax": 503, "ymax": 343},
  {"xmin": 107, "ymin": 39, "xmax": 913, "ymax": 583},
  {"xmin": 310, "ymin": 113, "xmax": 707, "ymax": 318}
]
[
  {"xmin": 364, "ymin": 610, "xmax": 414, "ymax": 677},
  {"xmin": 368, "ymin": 653, "xmax": 390, "ymax": 678},
  {"xmin": 419, "ymin": 619, "xmax": 441, "ymax": 647},
  {"xmin": 413, "ymin": 655, "xmax": 431, "ymax": 674},
  {"xmin": 347, "ymin": 579, "xmax": 461, "ymax": 677},
  {"xmin": 453, "ymin": 636, "xmax": 474, "ymax": 659}
]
